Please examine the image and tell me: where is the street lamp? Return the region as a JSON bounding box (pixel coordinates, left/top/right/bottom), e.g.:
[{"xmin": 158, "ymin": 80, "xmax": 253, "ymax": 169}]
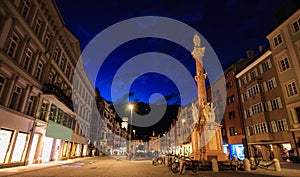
[
  {"xmin": 128, "ymin": 104, "xmax": 134, "ymax": 160},
  {"xmin": 133, "ymin": 129, "xmax": 136, "ymax": 139},
  {"xmin": 182, "ymin": 119, "xmax": 185, "ymax": 156}
]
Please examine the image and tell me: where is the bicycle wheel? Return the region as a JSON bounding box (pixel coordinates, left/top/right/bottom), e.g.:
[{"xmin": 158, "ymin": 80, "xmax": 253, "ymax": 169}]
[{"xmin": 170, "ymin": 162, "xmax": 180, "ymax": 173}]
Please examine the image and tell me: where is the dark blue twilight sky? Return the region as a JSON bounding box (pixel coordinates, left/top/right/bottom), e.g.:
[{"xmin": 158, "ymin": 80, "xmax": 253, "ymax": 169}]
[{"xmin": 55, "ymin": 0, "xmax": 299, "ymax": 105}]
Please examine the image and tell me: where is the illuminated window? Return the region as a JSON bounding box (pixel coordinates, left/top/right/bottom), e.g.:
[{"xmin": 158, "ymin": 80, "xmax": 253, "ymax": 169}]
[
  {"xmin": 11, "ymin": 132, "xmax": 28, "ymax": 162},
  {"xmin": 229, "ymin": 127, "xmax": 238, "ymax": 136},
  {"xmin": 0, "ymin": 129, "xmax": 13, "ymax": 163}
]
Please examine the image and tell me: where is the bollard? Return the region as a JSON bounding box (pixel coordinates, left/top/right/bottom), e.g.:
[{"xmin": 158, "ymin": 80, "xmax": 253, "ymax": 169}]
[
  {"xmin": 179, "ymin": 157, "xmax": 185, "ymax": 174},
  {"xmin": 243, "ymin": 158, "xmax": 251, "ymax": 172},
  {"xmin": 211, "ymin": 159, "xmax": 219, "ymax": 172},
  {"xmin": 165, "ymin": 156, "xmax": 169, "ymax": 166},
  {"xmin": 273, "ymin": 158, "xmax": 281, "ymax": 171}
]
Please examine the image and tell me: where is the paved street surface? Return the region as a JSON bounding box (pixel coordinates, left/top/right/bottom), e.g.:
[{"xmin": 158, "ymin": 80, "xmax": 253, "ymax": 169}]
[{"xmin": 0, "ymin": 156, "xmax": 299, "ymax": 177}]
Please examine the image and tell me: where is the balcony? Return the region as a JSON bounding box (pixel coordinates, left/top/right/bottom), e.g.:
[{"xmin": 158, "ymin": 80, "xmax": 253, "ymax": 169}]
[{"xmin": 42, "ymin": 84, "xmax": 73, "ymax": 112}]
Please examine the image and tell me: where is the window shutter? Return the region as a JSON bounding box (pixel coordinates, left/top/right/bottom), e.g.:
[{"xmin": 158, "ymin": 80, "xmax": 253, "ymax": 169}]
[
  {"xmin": 244, "ymin": 110, "xmax": 247, "ymax": 118},
  {"xmin": 249, "ymin": 109, "xmax": 253, "ymax": 116},
  {"xmin": 278, "ymin": 97, "xmax": 283, "ymax": 108},
  {"xmin": 241, "ymin": 94, "xmax": 244, "ymax": 102},
  {"xmin": 238, "ymin": 79, "xmax": 241, "ymax": 87},
  {"xmin": 283, "ymin": 119, "xmax": 288, "ymax": 131},
  {"xmin": 271, "ymin": 121, "xmax": 278, "ymax": 132},
  {"xmin": 267, "ymin": 101, "xmax": 272, "ymax": 111},
  {"xmin": 268, "ymin": 59, "xmax": 272, "ymax": 69},
  {"xmin": 263, "ymin": 82, "xmax": 268, "ymax": 92},
  {"xmin": 246, "ymin": 126, "xmax": 250, "ymax": 136},
  {"xmin": 259, "ymin": 64, "xmax": 263, "ymax": 74},
  {"xmin": 248, "ymin": 73, "xmax": 251, "ymax": 81},
  {"xmin": 272, "ymin": 77, "xmax": 277, "ymax": 88}
]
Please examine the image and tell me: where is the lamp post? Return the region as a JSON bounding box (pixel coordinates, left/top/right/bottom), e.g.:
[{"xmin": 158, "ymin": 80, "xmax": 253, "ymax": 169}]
[
  {"xmin": 182, "ymin": 119, "xmax": 185, "ymax": 156},
  {"xmin": 128, "ymin": 104, "xmax": 134, "ymax": 160}
]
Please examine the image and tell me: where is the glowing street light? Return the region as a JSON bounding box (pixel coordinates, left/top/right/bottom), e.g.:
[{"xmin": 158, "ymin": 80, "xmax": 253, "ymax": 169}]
[{"xmin": 128, "ymin": 104, "xmax": 134, "ymax": 160}]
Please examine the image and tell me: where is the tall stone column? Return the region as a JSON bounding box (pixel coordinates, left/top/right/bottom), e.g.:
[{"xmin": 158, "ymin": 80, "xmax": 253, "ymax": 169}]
[{"xmin": 191, "ymin": 34, "xmax": 227, "ymax": 161}]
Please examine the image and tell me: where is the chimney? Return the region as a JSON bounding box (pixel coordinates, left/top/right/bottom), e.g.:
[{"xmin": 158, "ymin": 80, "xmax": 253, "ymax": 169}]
[
  {"xmin": 246, "ymin": 50, "xmax": 254, "ymax": 59},
  {"xmin": 258, "ymin": 45, "xmax": 264, "ymax": 52}
]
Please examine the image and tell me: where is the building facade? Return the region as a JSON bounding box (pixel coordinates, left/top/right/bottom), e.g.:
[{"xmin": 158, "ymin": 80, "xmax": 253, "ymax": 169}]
[
  {"xmin": 266, "ymin": 9, "xmax": 300, "ymax": 159},
  {"xmin": 0, "ymin": 0, "xmax": 91, "ymax": 167},
  {"xmin": 236, "ymin": 48, "xmax": 292, "ymax": 161}
]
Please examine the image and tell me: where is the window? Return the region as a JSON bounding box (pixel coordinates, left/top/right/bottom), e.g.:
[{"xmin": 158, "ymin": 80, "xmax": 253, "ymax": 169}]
[
  {"xmin": 226, "ymin": 81, "xmax": 233, "ymax": 90},
  {"xmin": 250, "ymin": 69, "xmax": 258, "ymax": 80},
  {"xmin": 66, "ymin": 64, "xmax": 71, "ymax": 79},
  {"xmin": 9, "ymin": 86, "xmax": 22, "ymax": 110},
  {"xmin": 277, "ymin": 119, "xmax": 288, "ymax": 131},
  {"xmin": 26, "ymin": 95, "xmax": 35, "ymax": 116},
  {"xmin": 59, "ymin": 56, "xmax": 65, "ymax": 70},
  {"xmin": 7, "ymin": 32, "xmax": 19, "ymax": 58},
  {"xmin": 266, "ymin": 78, "xmax": 277, "ymax": 90},
  {"xmin": 48, "ymin": 72, "xmax": 53, "ymax": 84},
  {"xmin": 292, "ymin": 18, "xmax": 300, "ymax": 32},
  {"xmin": 23, "ymin": 48, "xmax": 32, "ymax": 71},
  {"xmin": 260, "ymin": 123, "xmax": 268, "ymax": 133},
  {"xmin": 226, "ymin": 95, "xmax": 235, "ymax": 104},
  {"xmin": 295, "ymin": 107, "xmax": 300, "ymax": 123},
  {"xmin": 0, "ymin": 76, "xmax": 5, "ymax": 99},
  {"xmin": 229, "ymin": 127, "xmax": 238, "ymax": 136},
  {"xmin": 279, "ymin": 58, "xmax": 290, "ymax": 71},
  {"xmin": 262, "ymin": 60, "xmax": 271, "ymax": 72},
  {"xmin": 273, "ymin": 34, "xmax": 282, "ymax": 46},
  {"xmin": 271, "ymin": 98, "xmax": 281, "ymax": 110},
  {"xmin": 20, "ymin": 0, "xmax": 31, "ymax": 18},
  {"xmin": 248, "ymin": 84, "xmax": 261, "ymax": 97},
  {"xmin": 239, "ymin": 76, "xmax": 247, "ymax": 87},
  {"xmin": 228, "ymin": 111, "xmax": 235, "ymax": 119},
  {"xmin": 44, "ymin": 32, "xmax": 50, "ymax": 49},
  {"xmin": 33, "ymin": 16, "xmax": 42, "ymax": 35},
  {"xmin": 286, "ymin": 82, "xmax": 298, "ymax": 97},
  {"xmin": 54, "ymin": 47, "xmax": 60, "ymax": 62},
  {"xmin": 246, "ymin": 109, "xmax": 251, "ymax": 118},
  {"xmin": 35, "ymin": 61, "xmax": 43, "ymax": 80},
  {"xmin": 251, "ymin": 102, "xmax": 265, "ymax": 115},
  {"xmin": 38, "ymin": 101, "xmax": 48, "ymax": 121}
]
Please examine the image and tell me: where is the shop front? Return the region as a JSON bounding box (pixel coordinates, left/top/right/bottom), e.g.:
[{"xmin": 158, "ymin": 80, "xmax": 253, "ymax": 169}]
[
  {"xmin": 45, "ymin": 120, "xmax": 73, "ymax": 161},
  {"xmin": 0, "ymin": 108, "xmax": 34, "ymax": 168}
]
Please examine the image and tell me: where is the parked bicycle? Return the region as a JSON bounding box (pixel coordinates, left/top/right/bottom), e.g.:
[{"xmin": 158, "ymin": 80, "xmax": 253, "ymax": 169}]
[{"xmin": 252, "ymin": 157, "xmax": 274, "ymax": 169}]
